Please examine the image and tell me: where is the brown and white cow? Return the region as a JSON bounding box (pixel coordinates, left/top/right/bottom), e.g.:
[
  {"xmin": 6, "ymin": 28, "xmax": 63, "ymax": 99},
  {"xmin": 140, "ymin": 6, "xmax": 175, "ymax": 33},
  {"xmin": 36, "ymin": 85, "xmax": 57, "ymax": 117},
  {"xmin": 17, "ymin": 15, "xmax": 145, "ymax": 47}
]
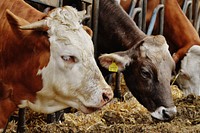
[
  {"xmin": 0, "ymin": 0, "xmax": 113, "ymax": 131},
  {"xmin": 97, "ymin": 0, "xmax": 177, "ymax": 121},
  {"xmin": 146, "ymin": 0, "xmax": 200, "ymax": 96},
  {"xmin": 176, "ymin": 45, "xmax": 200, "ymax": 96},
  {"xmin": 119, "ymin": 0, "xmax": 200, "ymax": 63},
  {"xmin": 146, "ymin": 0, "xmax": 200, "ymax": 64},
  {"xmin": 120, "ymin": 0, "xmax": 200, "ymax": 96}
]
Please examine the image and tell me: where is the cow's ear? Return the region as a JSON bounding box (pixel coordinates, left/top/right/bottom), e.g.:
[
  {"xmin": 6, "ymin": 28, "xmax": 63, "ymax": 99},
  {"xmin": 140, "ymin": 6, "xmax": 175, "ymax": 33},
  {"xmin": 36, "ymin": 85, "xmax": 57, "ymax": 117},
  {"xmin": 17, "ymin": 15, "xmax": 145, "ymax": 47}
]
[
  {"xmin": 99, "ymin": 52, "xmax": 132, "ymax": 71},
  {"xmin": 83, "ymin": 25, "xmax": 93, "ymax": 37},
  {"xmin": 6, "ymin": 9, "xmax": 32, "ymax": 38}
]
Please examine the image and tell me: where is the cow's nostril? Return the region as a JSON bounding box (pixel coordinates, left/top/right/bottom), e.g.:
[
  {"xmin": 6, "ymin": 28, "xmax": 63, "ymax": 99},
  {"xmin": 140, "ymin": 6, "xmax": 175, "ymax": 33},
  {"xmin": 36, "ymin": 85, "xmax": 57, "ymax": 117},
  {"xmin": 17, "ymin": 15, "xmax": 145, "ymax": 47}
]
[
  {"xmin": 162, "ymin": 109, "xmax": 171, "ymax": 120},
  {"xmin": 102, "ymin": 92, "xmax": 110, "ymax": 102}
]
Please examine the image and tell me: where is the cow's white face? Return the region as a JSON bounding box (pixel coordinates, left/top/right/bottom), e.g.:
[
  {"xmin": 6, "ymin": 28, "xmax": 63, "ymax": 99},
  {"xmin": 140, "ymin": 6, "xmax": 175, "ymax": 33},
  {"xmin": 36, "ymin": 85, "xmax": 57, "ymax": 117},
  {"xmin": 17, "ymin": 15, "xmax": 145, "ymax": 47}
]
[
  {"xmin": 176, "ymin": 45, "xmax": 200, "ymax": 96},
  {"xmin": 19, "ymin": 6, "xmax": 113, "ymax": 114}
]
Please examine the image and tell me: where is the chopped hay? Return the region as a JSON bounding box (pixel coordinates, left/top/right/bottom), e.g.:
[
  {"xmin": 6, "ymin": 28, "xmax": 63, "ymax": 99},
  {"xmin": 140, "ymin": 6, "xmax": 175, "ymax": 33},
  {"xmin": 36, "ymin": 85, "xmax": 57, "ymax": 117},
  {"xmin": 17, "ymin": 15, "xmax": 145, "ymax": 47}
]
[{"xmin": 4, "ymin": 82, "xmax": 200, "ymax": 133}]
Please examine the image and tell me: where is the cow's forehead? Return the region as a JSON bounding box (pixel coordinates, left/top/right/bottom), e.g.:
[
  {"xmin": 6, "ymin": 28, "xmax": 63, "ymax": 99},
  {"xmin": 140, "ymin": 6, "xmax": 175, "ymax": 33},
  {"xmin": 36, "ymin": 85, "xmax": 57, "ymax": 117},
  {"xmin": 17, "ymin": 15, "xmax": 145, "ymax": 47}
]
[
  {"xmin": 47, "ymin": 6, "xmax": 85, "ymax": 30},
  {"xmin": 48, "ymin": 29, "xmax": 94, "ymax": 55},
  {"xmin": 188, "ymin": 45, "xmax": 200, "ymax": 56},
  {"xmin": 140, "ymin": 35, "xmax": 175, "ymax": 69},
  {"xmin": 181, "ymin": 46, "xmax": 200, "ymax": 71},
  {"xmin": 45, "ymin": 6, "xmax": 94, "ymax": 56}
]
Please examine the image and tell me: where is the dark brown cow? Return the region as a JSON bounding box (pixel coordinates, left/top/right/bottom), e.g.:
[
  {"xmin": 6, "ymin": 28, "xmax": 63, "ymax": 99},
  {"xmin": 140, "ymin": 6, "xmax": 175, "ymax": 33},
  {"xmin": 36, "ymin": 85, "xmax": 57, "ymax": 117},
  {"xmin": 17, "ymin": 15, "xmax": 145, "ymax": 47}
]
[
  {"xmin": 98, "ymin": 0, "xmax": 177, "ymax": 121},
  {"xmin": 120, "ymin": 0, "xmax": 200, "ymax": 96},
  {"xmin": 0, "ymin": 0, "xmax": 113, "ymax": 131}
]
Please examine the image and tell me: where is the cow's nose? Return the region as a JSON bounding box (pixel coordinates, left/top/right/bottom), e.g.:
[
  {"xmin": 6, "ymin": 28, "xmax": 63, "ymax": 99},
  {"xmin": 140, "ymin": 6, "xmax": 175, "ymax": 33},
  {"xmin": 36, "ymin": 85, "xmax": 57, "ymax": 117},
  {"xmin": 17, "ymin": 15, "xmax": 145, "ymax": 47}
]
[
  {"xmin": 102, "ymin": 89, "xmax": 113, "ymax": 103},
  {"xmin": 151, "ymin": 106, "xmax": 177, "ymax": 121},
  {"xmin": 161, "ymin": 107, "xmax": 177, "ymax": 121}
]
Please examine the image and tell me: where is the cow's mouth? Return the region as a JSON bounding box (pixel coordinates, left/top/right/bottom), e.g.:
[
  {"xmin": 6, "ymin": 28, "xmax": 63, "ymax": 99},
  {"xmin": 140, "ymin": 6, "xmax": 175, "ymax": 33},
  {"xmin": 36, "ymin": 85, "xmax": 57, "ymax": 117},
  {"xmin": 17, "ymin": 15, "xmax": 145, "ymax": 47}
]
[
  {"xmin": 83, "ymin": 106, "xmax": 100, "ymax": 114},
  {"xmin": 79, "ymin": 103, "xmax": 101, "ymax": 114}
]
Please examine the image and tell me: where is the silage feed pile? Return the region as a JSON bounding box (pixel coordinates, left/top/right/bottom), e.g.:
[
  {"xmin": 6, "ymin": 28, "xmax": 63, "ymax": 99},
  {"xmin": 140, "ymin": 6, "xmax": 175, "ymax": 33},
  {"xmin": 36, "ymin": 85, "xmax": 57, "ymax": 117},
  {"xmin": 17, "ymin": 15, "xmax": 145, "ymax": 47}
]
[{"xmin": 5, "ymin": 85, "xmax": 200, "ymax": 133}]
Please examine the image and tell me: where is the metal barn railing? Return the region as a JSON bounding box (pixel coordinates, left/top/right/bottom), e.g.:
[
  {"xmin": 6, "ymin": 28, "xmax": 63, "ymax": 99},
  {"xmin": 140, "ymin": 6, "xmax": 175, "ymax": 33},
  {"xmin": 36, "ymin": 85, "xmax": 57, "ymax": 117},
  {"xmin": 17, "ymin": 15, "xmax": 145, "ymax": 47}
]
[
  {"xmin": 182, "ymin": 0, "xmax": 193, "ymax": 22},
  {"xmin": 192, "ymin": 0, "xmax": 200, "ymax": 34},
  {"xmin": 147, "ymin": 0, "xmax": 165, "ymax": 35},
  {"xmin": 29, "ymin": 0, "xmax": 63, "ymax": 7}
]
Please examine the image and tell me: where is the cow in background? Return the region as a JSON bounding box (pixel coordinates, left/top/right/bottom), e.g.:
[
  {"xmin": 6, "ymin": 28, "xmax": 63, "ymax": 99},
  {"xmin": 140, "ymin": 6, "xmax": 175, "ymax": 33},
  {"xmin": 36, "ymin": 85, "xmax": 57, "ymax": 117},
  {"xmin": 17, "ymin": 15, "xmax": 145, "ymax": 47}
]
[
  {"xmin": 176, "ymin": 46, "xmax": 200, "ymax": 96},
  {"xmin": 119, "ymin": 0, "xmax": 200, "ymax": 96},
  {"xmin": 0, "ymin": 0, "xmax": 113, "ymax": 131},
  {"xmin": 97, "ymin": 0, "xmax": 177, "ymax": 121},
  {"xmin": 146, "ymin": 0, "xmax": 200, "ymax": 64},
  {"xmin": 146, "ymin": 0, "xmax": 200, "ymax": 96}
]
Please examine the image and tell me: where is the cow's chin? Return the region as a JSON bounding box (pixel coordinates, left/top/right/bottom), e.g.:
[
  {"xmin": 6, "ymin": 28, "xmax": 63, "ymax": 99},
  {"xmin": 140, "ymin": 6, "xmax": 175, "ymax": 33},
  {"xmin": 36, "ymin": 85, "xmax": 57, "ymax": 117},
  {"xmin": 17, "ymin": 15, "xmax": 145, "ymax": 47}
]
[{"xmin": 79, "ymin": 105, "xmax": 100, "ymax": 114}]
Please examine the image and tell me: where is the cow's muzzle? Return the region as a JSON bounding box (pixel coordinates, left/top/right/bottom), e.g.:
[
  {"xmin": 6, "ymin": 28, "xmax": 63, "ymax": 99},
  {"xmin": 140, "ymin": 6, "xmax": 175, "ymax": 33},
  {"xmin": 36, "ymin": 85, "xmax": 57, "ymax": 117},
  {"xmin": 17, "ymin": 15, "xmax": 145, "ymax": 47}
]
[
  {"xmin": 150, "ymin": 106, "xmax": 177, "ymax": 121},
  {"xmin": 101, "ymin": 89, "xmax": 114, "ymax": 105}
]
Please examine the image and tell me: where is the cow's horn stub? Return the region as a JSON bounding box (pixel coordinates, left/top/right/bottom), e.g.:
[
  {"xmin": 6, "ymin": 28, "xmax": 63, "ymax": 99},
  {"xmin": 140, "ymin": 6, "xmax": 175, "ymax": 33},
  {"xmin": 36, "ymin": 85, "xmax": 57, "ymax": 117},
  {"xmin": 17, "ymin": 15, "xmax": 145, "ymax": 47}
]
[
  {"xmin": 153, "ymin": 35, "xmax": 166, "ymax": 46},
  {"xmin": 19, "ymin": 20, "xmax": 48, "ymax": 31}
]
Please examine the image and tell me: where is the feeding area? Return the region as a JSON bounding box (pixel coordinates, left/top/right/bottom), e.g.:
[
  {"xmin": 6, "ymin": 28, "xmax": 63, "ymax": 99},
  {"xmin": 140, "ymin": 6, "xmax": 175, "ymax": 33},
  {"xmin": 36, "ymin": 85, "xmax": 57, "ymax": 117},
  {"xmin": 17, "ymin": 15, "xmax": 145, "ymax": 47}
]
[{"xmin": 1, "ymin": 0, "xmax": 200, "ymax": 132}]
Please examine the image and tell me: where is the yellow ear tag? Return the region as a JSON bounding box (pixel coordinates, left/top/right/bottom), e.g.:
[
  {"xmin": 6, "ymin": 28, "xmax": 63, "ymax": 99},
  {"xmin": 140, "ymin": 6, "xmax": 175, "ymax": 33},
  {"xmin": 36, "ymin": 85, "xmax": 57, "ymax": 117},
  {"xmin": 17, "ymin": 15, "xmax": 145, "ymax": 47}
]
[{"xmin": 109, "ymin": 62, "xmax": 118, "ymax": 72}]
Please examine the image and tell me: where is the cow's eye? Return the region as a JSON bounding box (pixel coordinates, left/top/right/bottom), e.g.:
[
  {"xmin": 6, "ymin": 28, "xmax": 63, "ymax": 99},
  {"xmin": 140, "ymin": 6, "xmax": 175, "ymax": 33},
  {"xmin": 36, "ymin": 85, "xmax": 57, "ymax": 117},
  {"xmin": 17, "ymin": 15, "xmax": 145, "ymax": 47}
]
[
  {"xmin": 61, "ymin": 55, "xmax": 78, "ymax": 63},
  {"xmin": 141, "ymin": 68, "xmax": 151, "ymax": 79}
]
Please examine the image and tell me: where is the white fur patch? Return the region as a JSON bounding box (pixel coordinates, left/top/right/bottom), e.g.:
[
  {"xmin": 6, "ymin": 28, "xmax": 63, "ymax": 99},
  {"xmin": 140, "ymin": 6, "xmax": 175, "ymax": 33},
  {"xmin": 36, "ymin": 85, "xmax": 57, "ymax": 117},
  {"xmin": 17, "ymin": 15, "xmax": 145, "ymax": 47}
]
[
  {"xmin": 19, "ymin": 6, "xmax": 113, "ymax": 113},
  {"xmin": 140, "ymin": 36, "xmax": 170, "ymax": 62},
  {"xmin": 151, "ymin": 106, "xmax": 177, "ymax": 120},
  {"xmin": 188, "ymin": 45, "xmax": 200, "ymax": 56},
  {"xmin": 177, "ymin": 45, "xmax": 200, "ymax": 96},
  {"xmin": 140, "ymin": 35, "xmax": 175, "ymax": 73}
]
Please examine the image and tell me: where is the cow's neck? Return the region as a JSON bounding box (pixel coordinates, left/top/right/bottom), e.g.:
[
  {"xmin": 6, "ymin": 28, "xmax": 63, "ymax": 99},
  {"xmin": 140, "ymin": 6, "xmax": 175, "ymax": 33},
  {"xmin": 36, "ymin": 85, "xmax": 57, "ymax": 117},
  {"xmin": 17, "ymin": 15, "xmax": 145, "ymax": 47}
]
[
  {"xmin": 98, "ymin": 0, "xmax": 146, "ymax": 52},
  {"xmin": 164, "ymin": 0, "xmax": 200, "ymax": 55}
]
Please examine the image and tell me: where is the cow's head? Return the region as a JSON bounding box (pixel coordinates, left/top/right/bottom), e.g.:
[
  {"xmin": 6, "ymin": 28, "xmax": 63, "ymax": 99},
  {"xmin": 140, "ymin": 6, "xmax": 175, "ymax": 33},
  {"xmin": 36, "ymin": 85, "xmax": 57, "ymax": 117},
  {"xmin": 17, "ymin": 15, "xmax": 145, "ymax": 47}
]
[
  {"xmin": 99, "ymin": 35, "xmax": 177, "ymax": 121},
  {"xmin": 176, "ymin": 45, "xmax": 200, "ymax": 96},
  {"xmin": 6, "ymin": 6, "xmax": 113, "ymax": 114}
]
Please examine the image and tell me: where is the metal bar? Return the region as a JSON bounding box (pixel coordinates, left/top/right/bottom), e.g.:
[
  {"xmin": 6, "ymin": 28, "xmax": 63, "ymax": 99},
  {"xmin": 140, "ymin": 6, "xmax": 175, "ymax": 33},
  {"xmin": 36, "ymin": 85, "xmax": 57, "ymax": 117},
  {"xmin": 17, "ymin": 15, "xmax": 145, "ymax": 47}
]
[
  {"xmin": 188, "ymin": 1, "xmax": 192, "ymax": 21},
  {"xmin": 132, "ymin": 8, "xmax": 142, "ymax": 29},
  {"xmin": 91, "ymin": 0, "xmax": 99, "ymax": 59},
  {"xmin": 193, "ymin": 0, "xmax": 199, "ymax": 29},
  {"xmin": 142, "ymin": 0, "xmax": 147, "ymax": 32},
  {"xmin": 114, "ymin": 72, "xmax": 123, "ymax": 99},
  {"xmin": 196, "ymin": 10, "xmax": 200, "ymax": 34},
  {"xmin": 182, "ymin": 0, "xmax": 188, "ymax": 11},
  {"xmin": 182, "ymin": 0, "xmax": 192, "ymax": 14},
  {"xmin": 147, "ymin": 4, "xmax": 164, "ymax": 35},
  {"xmin": 182, "ymin": 0, "xmax": 192, "ymax": 21},
  {"xmin": 129, "ymin": 0, "xmax": 143, "ymax": 29},
  {"xmin": 28, "ymin": 0, "xmax": 62, "ymax": 7},
  {"xmin": 129, "ymin": 0, "xmax": 137, "ymax": 17},
  {"xmin": 159, "ymin": 0, "xmax": 164, "ymax": 35},
  {"xmin": 17, "ymin": 108, "xmax": 26, "ymax": 133},
  {"xmin": 137, "ymin": 0, "xmax": 143, "ymax": 30}
]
